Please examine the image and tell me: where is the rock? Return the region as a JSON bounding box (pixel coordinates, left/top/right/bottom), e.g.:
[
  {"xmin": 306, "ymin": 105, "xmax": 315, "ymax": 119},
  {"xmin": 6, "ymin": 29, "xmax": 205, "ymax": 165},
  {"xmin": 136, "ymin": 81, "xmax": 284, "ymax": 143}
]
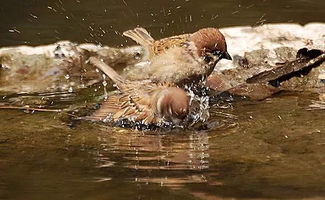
[
  {"xmin": 246, "ymin": 50, "xmax": 324, "ymax": 85},
  {"xmin": 0, "ymin": 41, "xmax": 143, "ymax": 94},
  {"xmin": 280, "ymin": 61, "xmax": 325, "ymax": 93},
  {"xmin": 227, "ymin": 83, "xmax": 281, "ymax": 100},
  {"xmin": 0, "ymin": 23, "xmax": 324, "ymax": 99},
  {"xmin": 216, "ymin": 23, "xmax": 325, "ymax": 70},
  {"xmin": 207, "ymin": 23, "xmax": 325, "ymax": 100}
]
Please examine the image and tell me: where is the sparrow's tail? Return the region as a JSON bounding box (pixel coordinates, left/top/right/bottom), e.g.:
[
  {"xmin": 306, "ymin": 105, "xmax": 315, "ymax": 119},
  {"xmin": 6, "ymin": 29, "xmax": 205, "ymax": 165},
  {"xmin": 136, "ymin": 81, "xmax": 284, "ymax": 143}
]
[
  {"xmin": 88, "ymin": 57, "xmax": 125, "ymax": 88},
  {"xmin": 123, "ymin": 27, "xmax": 155, "ymax": 57}
]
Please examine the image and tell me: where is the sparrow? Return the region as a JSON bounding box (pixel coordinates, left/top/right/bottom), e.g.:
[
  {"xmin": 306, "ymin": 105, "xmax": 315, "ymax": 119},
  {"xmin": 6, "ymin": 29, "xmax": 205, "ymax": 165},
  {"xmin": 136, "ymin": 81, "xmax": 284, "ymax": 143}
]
[
  {"xmin": 122, "ymin": 27, "xmax": 232, "ymax": 85},
  {"xmin": 87, "ymin": 57, "xmax": 190, "ymax": 127}
]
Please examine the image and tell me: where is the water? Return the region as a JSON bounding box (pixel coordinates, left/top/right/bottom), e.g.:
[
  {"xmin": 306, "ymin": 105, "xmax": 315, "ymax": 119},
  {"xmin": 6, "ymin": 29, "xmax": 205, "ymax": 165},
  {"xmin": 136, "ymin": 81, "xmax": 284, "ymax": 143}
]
[
  {"xmin": 1, "ymin": 0, "xmax": 324, "ymax": 47},
  {"xmin": 1, "ymin": 0, "xmax": 325, "ymax": 199},
  {"xmin": 0, "ymin": 91, "xmax": 324, "ymax": 199}
]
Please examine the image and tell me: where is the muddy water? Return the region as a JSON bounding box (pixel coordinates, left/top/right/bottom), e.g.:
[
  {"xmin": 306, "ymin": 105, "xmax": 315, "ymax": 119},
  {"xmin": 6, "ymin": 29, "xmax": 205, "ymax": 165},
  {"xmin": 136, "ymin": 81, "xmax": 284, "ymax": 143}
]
[{"xmin": 1, "ymin": 0, "xmax": 325, "ymax": 199}]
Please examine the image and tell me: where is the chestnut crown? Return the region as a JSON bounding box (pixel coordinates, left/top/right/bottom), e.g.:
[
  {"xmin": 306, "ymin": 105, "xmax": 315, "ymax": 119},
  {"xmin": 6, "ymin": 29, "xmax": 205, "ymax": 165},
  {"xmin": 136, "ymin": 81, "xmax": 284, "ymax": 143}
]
[
  {"xmin": 158, "ymin": 87, "xmax": 190, "ymax": 120},
  {"xmin": 190, "ymin": 27, "xmax": 231, "ymax": 60}
]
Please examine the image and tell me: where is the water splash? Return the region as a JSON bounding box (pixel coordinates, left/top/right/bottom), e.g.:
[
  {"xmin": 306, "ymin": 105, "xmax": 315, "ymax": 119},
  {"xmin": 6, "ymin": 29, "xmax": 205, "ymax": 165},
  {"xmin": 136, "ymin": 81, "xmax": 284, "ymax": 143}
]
[
  {"xmin": 102, "ymin": 74, "xmax": 108, "ymax": 100},
  {"xmin": 185, "ymin": 84, "xmax": 211, "ymax": 125},
  {"xmin": 68, "ymin": 87, "xmax": 73, "ymax": 93}
]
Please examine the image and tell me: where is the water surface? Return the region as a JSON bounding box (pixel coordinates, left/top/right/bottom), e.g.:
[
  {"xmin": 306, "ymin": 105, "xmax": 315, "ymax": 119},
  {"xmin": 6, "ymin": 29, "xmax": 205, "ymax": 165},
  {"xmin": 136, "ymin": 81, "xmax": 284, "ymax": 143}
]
[
  {"xmin": 1, "ymin": 0, "xmax": 324, "ymax": 47},
  {"xmin": 0, "ymin": 0, "xmax": 325, "ymax": 199}
]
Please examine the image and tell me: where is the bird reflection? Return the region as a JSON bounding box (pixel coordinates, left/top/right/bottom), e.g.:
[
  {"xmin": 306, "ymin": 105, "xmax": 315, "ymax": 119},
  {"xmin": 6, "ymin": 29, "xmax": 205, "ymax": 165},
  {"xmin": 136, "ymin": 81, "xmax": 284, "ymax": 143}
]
[{"xmin": 94, "ymin": 129, "xmax": 212, "ymax": 188}]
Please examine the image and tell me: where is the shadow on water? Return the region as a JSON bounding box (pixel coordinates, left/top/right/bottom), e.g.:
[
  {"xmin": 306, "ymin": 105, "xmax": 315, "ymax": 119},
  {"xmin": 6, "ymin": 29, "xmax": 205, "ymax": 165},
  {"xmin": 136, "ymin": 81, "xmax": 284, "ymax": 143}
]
[{"xmin": 0, "ymin": 0, "xmax": 325, "ymax": 199}]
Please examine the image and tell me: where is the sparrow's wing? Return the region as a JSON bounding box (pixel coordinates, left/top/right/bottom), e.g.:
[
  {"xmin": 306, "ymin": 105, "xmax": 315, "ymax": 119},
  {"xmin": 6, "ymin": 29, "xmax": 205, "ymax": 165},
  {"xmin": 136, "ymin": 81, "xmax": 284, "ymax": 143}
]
[
  {"xmin": 123, "ymin": 27, "xmax": 155, "ymax": 58},
  {"xmin": 90, "ymin": 92, "xmax": 158, "ymax": 125},
  {"xmin": 89, "ymin": 94, "xmax": 126, "ymax": 120},
  {"xmin": 88, "ymin": 57, "xmax": 173, "ymax": 125},
  {"xmin": 152, "ymin": 33, "xmax": 191, "ymax": 55}
]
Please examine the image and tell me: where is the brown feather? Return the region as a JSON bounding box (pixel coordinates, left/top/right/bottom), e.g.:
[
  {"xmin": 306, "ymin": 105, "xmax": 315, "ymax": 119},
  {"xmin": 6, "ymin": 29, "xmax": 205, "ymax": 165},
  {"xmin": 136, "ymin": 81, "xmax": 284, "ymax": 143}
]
[
  {"xmin": 152, "ymin": 33, "xmax": 191, "ymax": 55},
  {"xmin": 88, "ymin": 55, "xmax": 190, "ymax": 126},
  {"xmin": 123, "ymin": 27, "xmax": 155, "ymax": 58},
  {"xmin": 190, "ymin": 28, "xmax": 227, "ymax": 56}
]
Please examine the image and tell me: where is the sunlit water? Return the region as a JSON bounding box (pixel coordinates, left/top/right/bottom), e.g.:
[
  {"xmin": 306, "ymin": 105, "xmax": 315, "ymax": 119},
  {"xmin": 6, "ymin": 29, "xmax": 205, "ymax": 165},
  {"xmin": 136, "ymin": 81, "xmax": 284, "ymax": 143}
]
[{"xmin": 1, "ymin": 0, "xmax": 325, "ymax": 199}]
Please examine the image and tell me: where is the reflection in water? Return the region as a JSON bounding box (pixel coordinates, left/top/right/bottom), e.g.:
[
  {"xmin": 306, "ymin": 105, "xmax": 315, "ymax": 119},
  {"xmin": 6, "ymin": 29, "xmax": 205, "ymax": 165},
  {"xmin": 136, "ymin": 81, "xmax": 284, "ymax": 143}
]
[
  {"xmin": 94, "ymin": 130, "xmax": 212, "ymax": 188},
  {"xmin": 0, "ymin": 92, "xmax": 325, "ymax": 199}
]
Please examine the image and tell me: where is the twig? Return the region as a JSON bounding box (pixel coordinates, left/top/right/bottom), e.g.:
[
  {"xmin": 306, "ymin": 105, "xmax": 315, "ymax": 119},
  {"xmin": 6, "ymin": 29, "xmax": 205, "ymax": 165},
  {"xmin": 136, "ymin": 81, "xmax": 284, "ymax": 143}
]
[{"xmin": 0, "ymin": 104, "xmax": 62, "ymax": 112}]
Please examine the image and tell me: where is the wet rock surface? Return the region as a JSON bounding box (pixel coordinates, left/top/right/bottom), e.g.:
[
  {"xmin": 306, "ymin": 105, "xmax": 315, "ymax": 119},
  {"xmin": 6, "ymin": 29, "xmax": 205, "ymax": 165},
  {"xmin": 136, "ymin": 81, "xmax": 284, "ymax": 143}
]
[
  {"xmin": 0, "ymin": 23, "xmax": 324, "ymax": 106},
  {"xmin": 206, "ymin": 23, "xmax": 325, "ymax": 100},
  {"xmin": 0, "ymin": 41, "xmax": 142, "ymax": 94}
]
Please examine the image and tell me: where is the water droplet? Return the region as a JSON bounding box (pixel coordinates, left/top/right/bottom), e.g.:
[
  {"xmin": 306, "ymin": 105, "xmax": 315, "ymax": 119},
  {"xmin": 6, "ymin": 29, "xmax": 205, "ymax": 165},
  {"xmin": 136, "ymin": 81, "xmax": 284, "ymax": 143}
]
[{"xmin": 102, "ymin": 80, "xmax": 107, "ymax": 87}]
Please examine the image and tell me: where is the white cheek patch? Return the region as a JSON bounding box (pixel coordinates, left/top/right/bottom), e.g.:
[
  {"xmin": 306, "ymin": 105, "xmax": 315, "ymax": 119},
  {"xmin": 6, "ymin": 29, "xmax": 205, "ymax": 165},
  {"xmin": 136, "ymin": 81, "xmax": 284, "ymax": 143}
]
[
  {"xmin": 209, "ymin": 59, "xmax": 216, "ymax": 65},
  {"xmin": 207, "ymin": 53, "xmax": 219, "ymax": 65}
]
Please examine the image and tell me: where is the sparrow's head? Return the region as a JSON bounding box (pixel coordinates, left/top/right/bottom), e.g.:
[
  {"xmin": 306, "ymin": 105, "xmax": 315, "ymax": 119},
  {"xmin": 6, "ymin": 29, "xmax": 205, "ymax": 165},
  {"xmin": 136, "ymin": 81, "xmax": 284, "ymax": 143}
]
[
  {"xmin": 190, "ymin": 27, "xmax": 232, "ymax": 66},
  {"xmin": 157, "ymin": 87, "xmax": 190, "ymax": 122}
]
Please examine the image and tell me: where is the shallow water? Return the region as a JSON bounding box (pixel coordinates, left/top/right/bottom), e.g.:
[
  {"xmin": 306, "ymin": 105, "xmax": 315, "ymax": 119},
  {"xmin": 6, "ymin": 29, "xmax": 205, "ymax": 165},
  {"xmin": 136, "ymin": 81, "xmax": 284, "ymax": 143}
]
[
  {"xmin": 0, "ymin": 91, "xmax": 325, "ymax": 199},
  {"xmin": 1, "ymin": 0, "xmax": 325, "ymax": 199}
]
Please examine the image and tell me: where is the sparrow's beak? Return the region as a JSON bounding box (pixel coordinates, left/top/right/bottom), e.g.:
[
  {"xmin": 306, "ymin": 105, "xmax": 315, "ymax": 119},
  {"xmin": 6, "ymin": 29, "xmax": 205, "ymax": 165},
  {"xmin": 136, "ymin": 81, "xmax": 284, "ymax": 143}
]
[{"xmin": 222, "ymin": 51, "xmax": 232, "ymax": 60}]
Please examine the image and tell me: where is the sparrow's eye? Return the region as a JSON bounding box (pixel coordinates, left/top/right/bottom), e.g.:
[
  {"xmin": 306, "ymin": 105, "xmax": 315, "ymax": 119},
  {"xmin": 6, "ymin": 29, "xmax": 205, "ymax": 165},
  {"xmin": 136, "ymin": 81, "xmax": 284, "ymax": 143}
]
[
  {"xmin": 204, "ymin": 55, "xmax": 212, "ymax": 63},
  {"xmin": 212, "ymin": 50, "xmax": 222, "ymax": 56}
]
